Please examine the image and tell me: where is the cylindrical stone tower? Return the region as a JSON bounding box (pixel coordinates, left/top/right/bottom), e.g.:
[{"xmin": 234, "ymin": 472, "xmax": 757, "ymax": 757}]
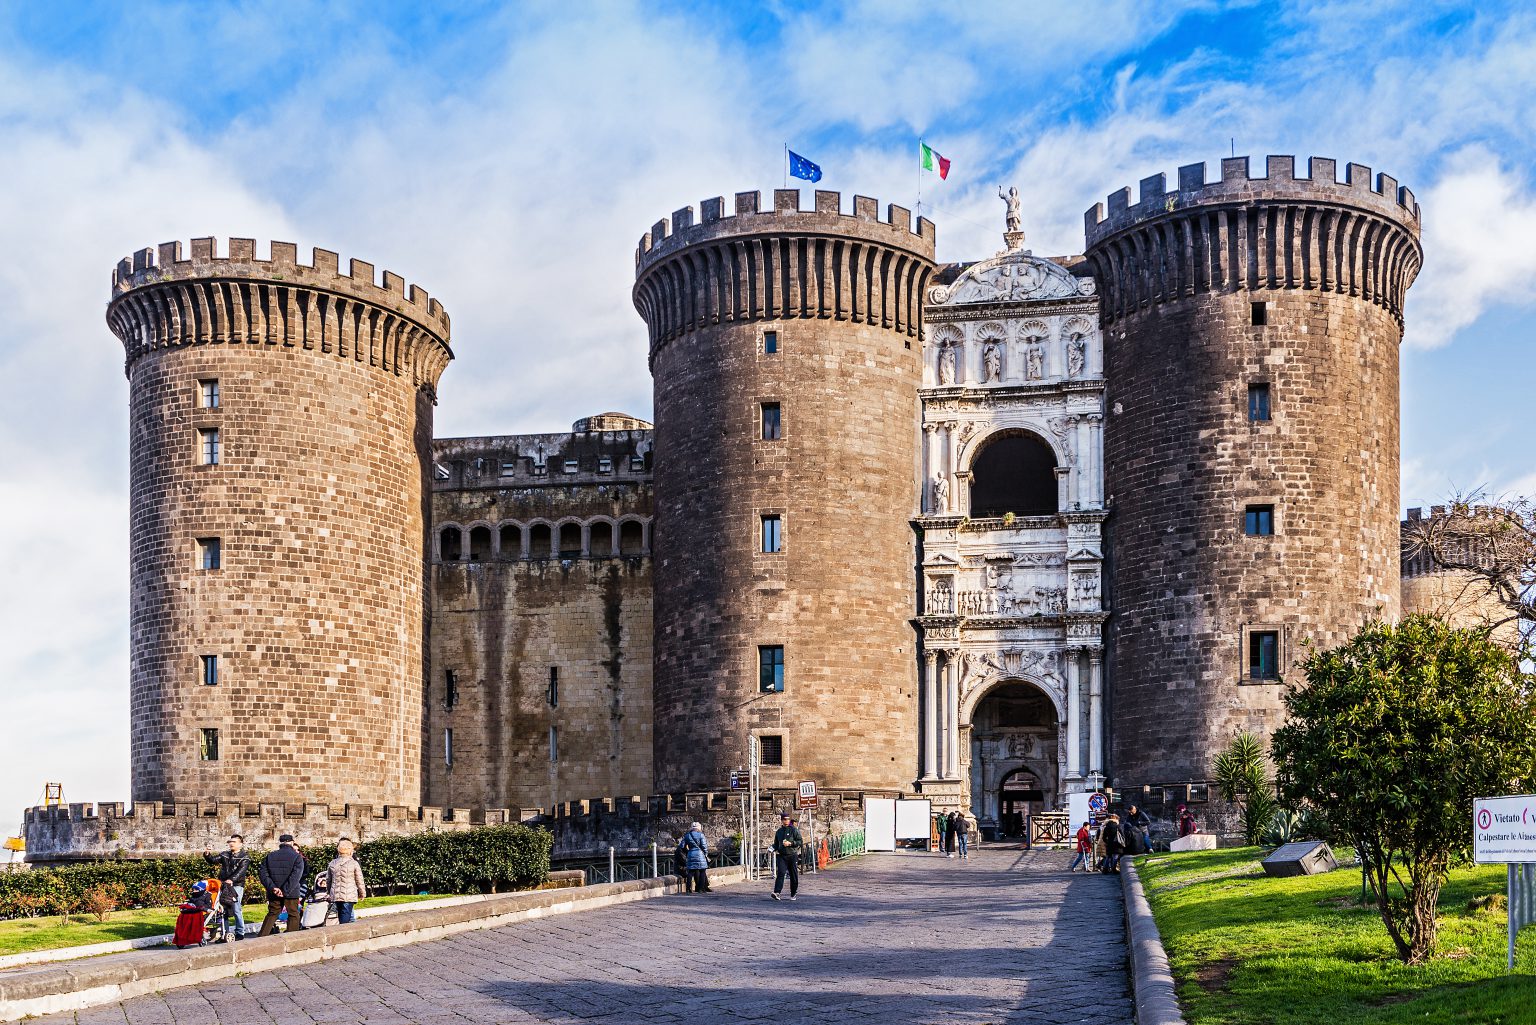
[
  {"xmin": 1083, "ymin": 156, "xmax": 1422, "ymax": 788},
  {"xmin": 633, "ymin": 189, "xmax": 935, "ymax": 793},
  {"xmin": 106, "ymin": 238, "xmax": 452, "ymax": 807}
]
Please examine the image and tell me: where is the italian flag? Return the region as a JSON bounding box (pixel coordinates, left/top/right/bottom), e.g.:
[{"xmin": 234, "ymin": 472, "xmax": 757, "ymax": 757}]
[{"xmin": 921, "ymin": 142, "xmax": 951, "ymax": 180}]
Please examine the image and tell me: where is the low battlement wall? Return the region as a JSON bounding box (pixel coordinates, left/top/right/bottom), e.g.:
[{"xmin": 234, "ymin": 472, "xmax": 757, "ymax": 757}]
[{"xmin": 23, "ymin": 791, "xmax": 885, "ymax": 864}]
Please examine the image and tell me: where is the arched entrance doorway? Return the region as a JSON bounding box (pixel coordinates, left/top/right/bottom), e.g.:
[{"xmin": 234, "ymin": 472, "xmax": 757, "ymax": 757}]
[{"xmin": 968, "ymin": 679, "xmax": 1059, "ymax": 837}]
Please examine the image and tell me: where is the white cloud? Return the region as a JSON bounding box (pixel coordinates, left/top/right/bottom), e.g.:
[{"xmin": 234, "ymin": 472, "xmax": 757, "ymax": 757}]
[{"xmin": 1404, "ymin": 147, "xmax": 1536, "ymax": 349}]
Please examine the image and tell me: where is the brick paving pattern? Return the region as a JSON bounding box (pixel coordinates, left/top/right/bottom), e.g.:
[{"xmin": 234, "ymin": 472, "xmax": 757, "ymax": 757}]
[{"xmin": 42, "ymin": 849, "xmax": 1132, "ymax": 1025}]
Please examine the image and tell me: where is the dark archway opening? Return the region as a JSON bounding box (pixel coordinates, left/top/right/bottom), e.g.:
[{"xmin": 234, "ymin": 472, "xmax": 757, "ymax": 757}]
[{"xmin": 969, "ymin": 432, "xmax": 1058, "ymax": 517}]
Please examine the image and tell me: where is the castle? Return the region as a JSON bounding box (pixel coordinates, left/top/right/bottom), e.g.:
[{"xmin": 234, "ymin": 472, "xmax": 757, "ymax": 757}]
[{"xmin": 26, "ymin": 153, "xmax": 1458, "ymax": 860}]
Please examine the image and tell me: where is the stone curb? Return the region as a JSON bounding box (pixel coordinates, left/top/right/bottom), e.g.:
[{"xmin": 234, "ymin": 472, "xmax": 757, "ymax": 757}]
[
  {"xmin": 0, "ymin": 870, "xmax": 588, "ymax": 973},
  {"xmin": 1120, "ymin": 858, "xmax": 1186, "ymax": 1025},
  {"xmin": 0, "ymin": 867, "xmax": 743, "ymax": 1023}
]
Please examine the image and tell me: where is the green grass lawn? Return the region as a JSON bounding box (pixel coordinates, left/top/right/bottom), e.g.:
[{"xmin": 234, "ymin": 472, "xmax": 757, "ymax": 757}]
[
  {"xmin": 1137, "ymin": 847, "xmax": 1536, "ymax": 1025},
  {"xmin": 0, "ymin": 893, "xmax": 448, "ymax": 958}
]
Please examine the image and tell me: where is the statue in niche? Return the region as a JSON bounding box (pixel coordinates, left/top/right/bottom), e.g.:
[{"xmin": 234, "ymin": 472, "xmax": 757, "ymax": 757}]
[
  {"xmin": 982, "ymin": 343, "xmax": 1002, "ymax": 382},
  {"xmin": 1067, "ymin": 333, "xmax": 1086, "ymax": 377},
  {"xmin": 927, "ymin": 578, "xmax": 953, "ymax": 615},
  {"xmin": 938, "ymin": 344, "xmax": 957, "ymax": 386},
  {"xmin": 1025, "ymin": 341, "xmax": 1044, "ymax": 380},
  {"xmin": 998, "ymin": 185, "xmax": 1023, "ymax": 234},
  {"xmin": 931, "ymin": 474, "xmax": 950, "ymax": 514},
  {"xmin": 984, "ymin": 563, "xmax": 1013, "ymax": 593}
]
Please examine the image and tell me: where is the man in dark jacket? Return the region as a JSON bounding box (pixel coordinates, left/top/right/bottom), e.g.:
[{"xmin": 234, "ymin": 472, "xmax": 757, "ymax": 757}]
[
  {"xmin": 1126, "ymin": 805, "xmax": 1152, "ymax": 852},
  {"xmin": 1100, "ymin": 815, "xmax": 1124, "ymax": 874},
  {"xmin": 256, "ymin": 834, "xmax": 307, "ymax": 936},
  {"xmin": 203, "ymin": 834, "xmax": 251, "ymax": 939},
  {"xmin": 770, "ymin": 812, "xmax": 803, "ymax": 901}
]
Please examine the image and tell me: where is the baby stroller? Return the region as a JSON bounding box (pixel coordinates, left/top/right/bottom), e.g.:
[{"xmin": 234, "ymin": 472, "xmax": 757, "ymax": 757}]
[
  {"xmin": 173, "ymin": 879, "xmax": 224, "ymax": 948},
  {"xmin": 299, "ymin": 869, "xmax": 332, "ymax": 929}
]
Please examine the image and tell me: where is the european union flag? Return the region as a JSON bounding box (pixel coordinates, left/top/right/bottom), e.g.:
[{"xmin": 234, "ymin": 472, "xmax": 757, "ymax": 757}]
[{"xmin": 788, "ymin": 150, "xmax": 822, "ymax": 183}]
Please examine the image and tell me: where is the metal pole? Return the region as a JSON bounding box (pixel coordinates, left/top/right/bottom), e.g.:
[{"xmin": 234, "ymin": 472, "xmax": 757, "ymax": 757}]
[
  {"xmin": 1511, "ymin": 864, "xmax": 1517, "ymax": 971},
  {"xmin": 652, "ymin": 841, "xmax": 658, "ymax": 879},
  {"xmin": 609, "ymin": 846, "xmax": 616, "ymax": 885}
]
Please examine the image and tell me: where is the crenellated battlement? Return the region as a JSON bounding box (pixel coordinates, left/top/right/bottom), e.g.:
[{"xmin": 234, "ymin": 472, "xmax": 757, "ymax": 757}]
[
  {"xmin": 106, "ymin": 238, "xmax": 453, "ymax": 388},
  {"xmin": 635, "ymin": 189, "xmax": 935, "ymax": 271},
  {"xmin": 111, "ymin": 238, "xmax": 450, "ymax": 339},
  {"xmin": 632, "ymin": 189, "xmax": 937, "ymax": 355},
  {"xmin": 1082, "ymin": 155, "xmax": 1423, "ymax": 325},
  {"xmin": 1084, "ymin": 155, "xmax": 1420, "ymax": 245}
]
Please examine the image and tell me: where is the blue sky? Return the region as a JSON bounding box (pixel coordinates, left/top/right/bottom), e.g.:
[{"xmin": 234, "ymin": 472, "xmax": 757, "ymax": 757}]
[{"xmin": 0, "ymin": 0, "xmax": 1531, "ymax": 833}]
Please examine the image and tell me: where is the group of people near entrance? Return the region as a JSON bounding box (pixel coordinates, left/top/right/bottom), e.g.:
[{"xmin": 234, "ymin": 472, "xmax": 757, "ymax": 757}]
[
  {"xmin": 1068, "ymin": 803, "xmax": 1199, "ymax": 873},
  {"xmin": 199, "ymin": 833, "xmax": 368, "ymax": 939}
]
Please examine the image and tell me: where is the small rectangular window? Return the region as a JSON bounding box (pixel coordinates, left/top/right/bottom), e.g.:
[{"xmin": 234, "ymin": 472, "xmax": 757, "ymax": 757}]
[
  {"xmin": 598, "ymin": 456, "xmax": 613, "ymax": 474},
  {"xmin": 197, "ymin": 537, "xmax": 221, "ymax": 571},
  {"xmin": 548, "ymin": 667, "xmax": 559, "ymax": 708},
  {"xmin": 1244, "ymin": 505, "xmax": 1275, "ymax": 536},
  {"xmin": 1251, "ymin": 301, "xmax": 1268, "ymax": 326},
  {"xmin": 759, "ymin": 734, "xmax": 784, "ymax": 766},
  {"xmin": 761, "ymin": 514, "xmax": 782, "ymax": 554},
  {"xmin": 500, "ymin": 461, "xmax": 517, "ymax": 477},
  {"xmin": 444, "ymin": 669, "xmax": 458, "ymax": 710},
  {"xmin": 200, "ymin": 655, "xmax": 218, "ymax": 686},
  {"xmin": 758, "ymin": 645, "xmax": 785, "ymax": 693},
  {"xmin": 1248, "ymin": 630, "xmax": 1280, "ymax": 681},
  {"xmin": 549, "ymin": 726, "xmax": 559, "ymax": 763},
  {"xmin": 532, "ymin": 463, "xmax": 548, "ymax": 476},
  {"xmin": 1248, "ymin": 383, "xmax": 1271, "ymax": 422},
  {"xmin": 563, "ymin": 459, "xmax": 579, "ymax": 474},
  {"xmin": 763, "ymin": 331, "xmax": 778, "ymax": 354},
  {"xmin": 199, "ymin": 428, "xmax": 221, "ymax": 465},
  {"xmin": 761, "ymin": 402, "xmax": 782, "ymax": 441},
  {"xmin": 199, "ymin": 379, "xmax": 220, "ymax": 409},
  {"xmin": 444, "ymin": 728, "xmax": 454, "ymax": 767},
  {"xmin": 199, "ymin": 728, "xmax": 220, "ymax": 761},
  {"xmin": 629, "ymin": 456, "xmax": 646, "ymax": 472}
]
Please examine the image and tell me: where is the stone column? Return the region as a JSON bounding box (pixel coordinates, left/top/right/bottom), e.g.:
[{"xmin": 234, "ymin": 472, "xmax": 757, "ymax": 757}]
[
  {"xmin": 945, "ymin": 654, "xmax": 961, "ymax": 778},
  {"xmin": 1075, "ymin": 417, "xmax": 1090, "ymax": 509},
  {"xmin": 1088, "ymin": 648, "xmax": 1104, "ymax": 773},
  {"xmin": 1065, "ymin": 648, "xmax": 1082, "ymax": 779},
  {"xmin": 1055, "ymin": 465, "xmax": 1072, "ymax": 513},
  {"xmin": 923, "ymin": 424, "xmax": 939, "ymax": 512},
  {"xmin": 922, "ymin": 650, "xmax": 939, "ymax": 779},
  {"xmin": 1086, "ymin": 413, "xmax": 1103, "ymax": 508}
]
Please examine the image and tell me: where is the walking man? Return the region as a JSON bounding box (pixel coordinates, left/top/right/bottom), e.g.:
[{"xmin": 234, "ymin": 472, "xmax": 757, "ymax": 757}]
[
  {"xmin": 955, "ymin": 811, "xmax": 971, "ymax": 860},
  {"xmin": 202, "ymin": 834, "xmax": 250, "ymax": 939},
  {"xmin": 257, "ymin": 834, "xmax": 307, "ymax": 935},
  {"xmin": 771, "ymin": 811, "xmax": 803, "ymax": 901},
  {"xmin": 1067, "ymin": 821, "xmax": 1093, "ymax": 872}
]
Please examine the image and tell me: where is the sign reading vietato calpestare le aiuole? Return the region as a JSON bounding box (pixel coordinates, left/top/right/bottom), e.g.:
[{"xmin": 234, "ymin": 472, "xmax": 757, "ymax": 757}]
[{"xmin": 1474, "ymin": 795, "xmax": 1536, "ymax": 863}]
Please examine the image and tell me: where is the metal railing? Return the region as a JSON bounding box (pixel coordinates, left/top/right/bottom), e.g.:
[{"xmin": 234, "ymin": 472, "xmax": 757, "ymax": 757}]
[{"xmin": 554, "ymin": 832, "xmax": 867, "ymax": 885}]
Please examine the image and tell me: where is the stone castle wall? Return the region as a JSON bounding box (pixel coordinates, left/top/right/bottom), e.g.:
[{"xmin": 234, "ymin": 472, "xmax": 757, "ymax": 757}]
[
  {"xmin": 426, "ymin": 430, "xmax": 655, "ymax": 812},
  {"xmin": 106, "ymin": 239, "xmax": 452, "ymax": 809},
  {"xmin": 634, "ymin": 189, "xmax": 935, "ymax": 794},
  {"xmin": 1086, "ymin": 157, "xmax": 1422, "ymax": 787}
]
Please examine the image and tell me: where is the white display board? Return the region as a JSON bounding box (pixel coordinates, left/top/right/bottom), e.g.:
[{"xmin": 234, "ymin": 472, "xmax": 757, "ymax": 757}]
[
  {"xmin": 1067, "ymin": 792, "xmax": 1092, "ymax": 831},
  {"xmin": 865, "ymin": 797, "xmax": 897, "ymax": 851},
  {"xmin": 1474, "ymin": 794, "xmax": 1536, "ymax": 863},
  {"xmin": 895, "ymin": 798, "xmax": 932, "ymax": 840}
]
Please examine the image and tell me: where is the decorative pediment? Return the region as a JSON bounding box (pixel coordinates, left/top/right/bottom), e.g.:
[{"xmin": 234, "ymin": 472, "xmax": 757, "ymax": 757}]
[
  {"xmin": 923, "ymin": 552, "xmax": 961, "ymax": 567},
  {"xmin": 928, "ymin": 250, "xmax": 1094, "ymax": 306},
  {"xmin": 1067, "ymin": 546, "xmax": 1103, "ymax": 562}
]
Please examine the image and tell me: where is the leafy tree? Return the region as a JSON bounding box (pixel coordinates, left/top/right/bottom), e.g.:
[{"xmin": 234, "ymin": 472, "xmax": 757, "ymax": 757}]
[
  {"xmin": 1212, "ymin": 731, "xmax": 1279, "ymax": 846},
  {"xmin": 1401, "ymin": 491, "xmax": 1534, "ymax": 654},
  {"xmin": 1271, "ymin": 615, "xmax": 1536, "ymax": 964}
]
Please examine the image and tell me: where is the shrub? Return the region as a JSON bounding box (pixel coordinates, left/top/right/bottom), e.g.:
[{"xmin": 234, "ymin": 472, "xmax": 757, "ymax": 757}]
[
  {"xmin": 0, "ymin": 823, "xmax": 552, "ymax": 922},
  {"xmin": 79, "ymin": 883, "xmax": 124, "ymax": 923},
  {"xmin": 1272, "ymin": 615, "xmax": 1536, "ymax": 964},
  {"xmin": 1213, "ymin": 731, "xmax": 1279, "ymax": 846}
]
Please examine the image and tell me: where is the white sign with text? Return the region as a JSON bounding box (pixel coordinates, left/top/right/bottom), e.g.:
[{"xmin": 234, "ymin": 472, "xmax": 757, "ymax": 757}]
[{"xmin": 1474, "ymin": 795, "xmax": 1536, "ymax": 863}]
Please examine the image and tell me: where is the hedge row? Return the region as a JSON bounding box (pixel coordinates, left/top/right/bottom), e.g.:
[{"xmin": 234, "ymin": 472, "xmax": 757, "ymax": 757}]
[{"xmin": 0, "ymin": 824, "xmax": 553, "ymax": 921}]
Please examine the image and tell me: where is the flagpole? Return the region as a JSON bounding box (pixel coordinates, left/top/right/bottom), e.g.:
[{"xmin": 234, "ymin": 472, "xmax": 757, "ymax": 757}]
[
  {"xmin": 784, "ymin": 143, "xmax": 788, "ymax": 189},
  {"xmin": 917, "ymin": 138, "xmax": 923, "ymax": 214}
]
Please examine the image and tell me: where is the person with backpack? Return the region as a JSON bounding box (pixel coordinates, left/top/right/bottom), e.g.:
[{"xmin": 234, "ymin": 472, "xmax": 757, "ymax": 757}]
[
  {"xmin": 678, "ymin": 822, "xmax": 711, "ymax": 894},
  {"xmin": 257, "ymin": 834, "xmax": 308, "ymax": 935},
  {"xmin": 1099, "ymin": 814, "xmax": 1124, "ymax": 874}
]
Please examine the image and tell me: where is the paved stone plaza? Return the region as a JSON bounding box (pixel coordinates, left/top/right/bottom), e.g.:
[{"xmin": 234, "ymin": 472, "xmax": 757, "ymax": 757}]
[{"xmin": 40, "ymin": 849, "xmax": 1131, "ymax": 1025}]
